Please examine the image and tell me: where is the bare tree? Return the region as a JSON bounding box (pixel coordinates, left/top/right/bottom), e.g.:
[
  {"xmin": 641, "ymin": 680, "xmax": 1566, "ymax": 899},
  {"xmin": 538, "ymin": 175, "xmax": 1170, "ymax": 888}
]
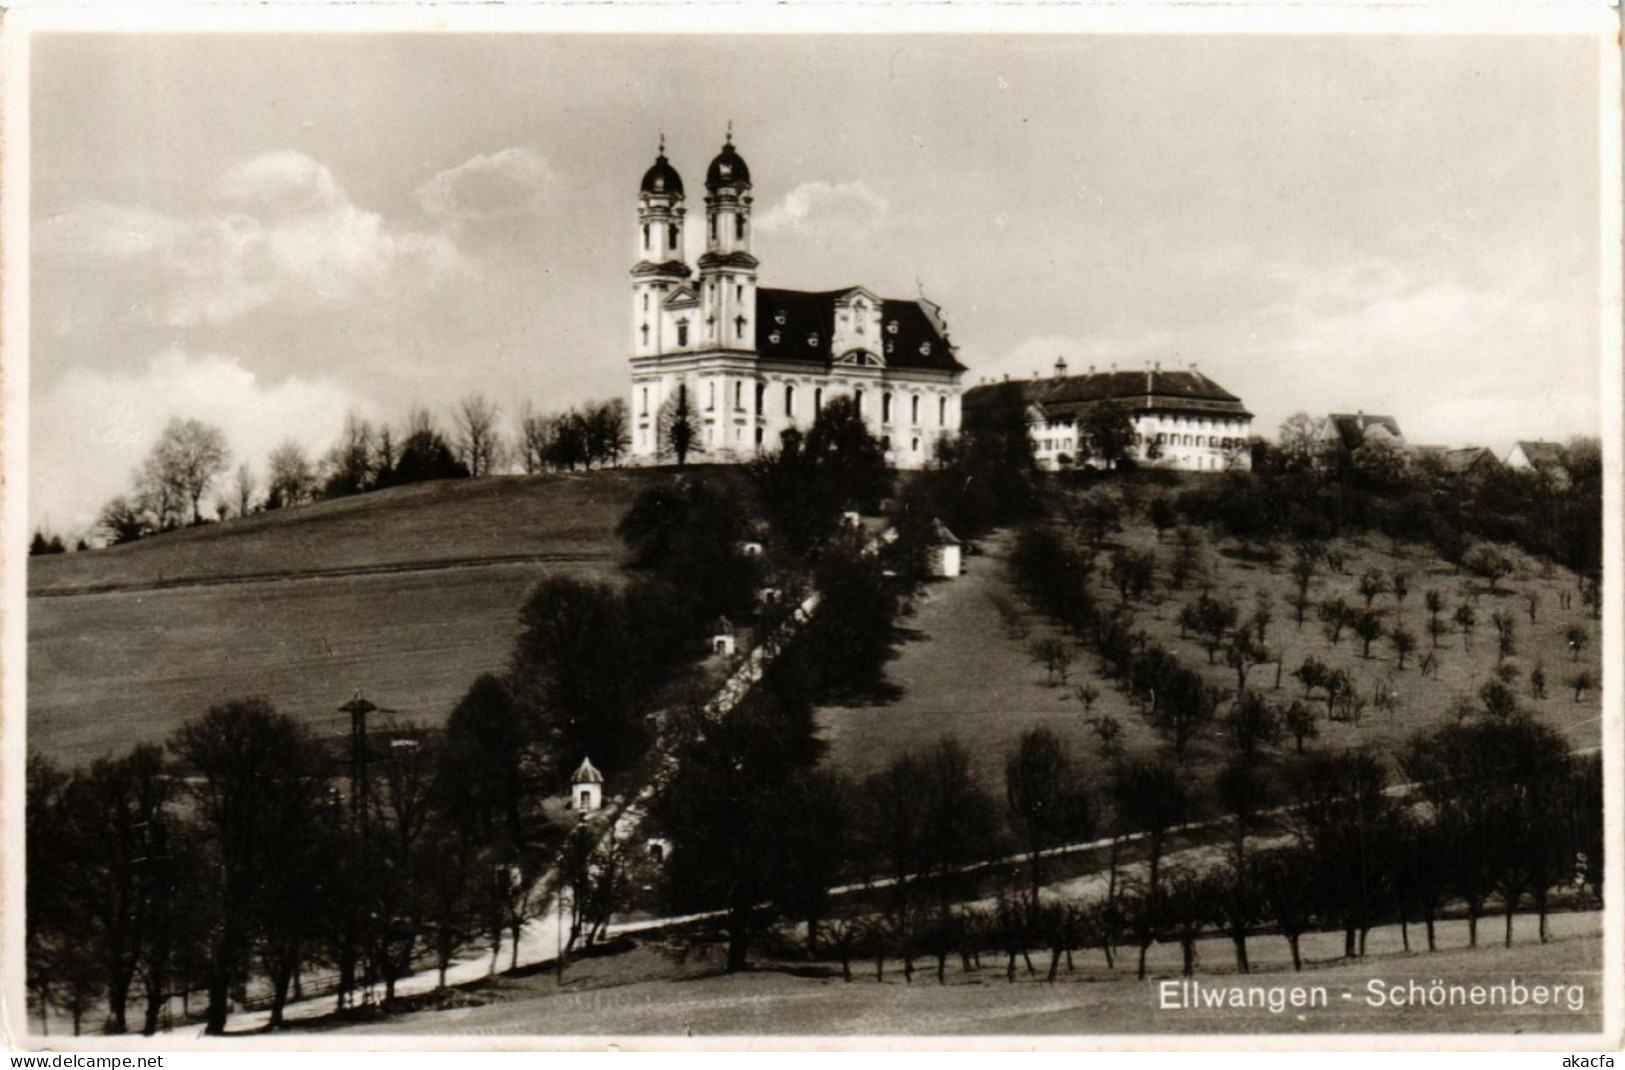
[
  {"xmin": 265, "ymin": 440, "xmax": 318, "ymax": 509},
  {"xmin": 454, "ymin": 394, "xmax": 506, "ymax": 478}
]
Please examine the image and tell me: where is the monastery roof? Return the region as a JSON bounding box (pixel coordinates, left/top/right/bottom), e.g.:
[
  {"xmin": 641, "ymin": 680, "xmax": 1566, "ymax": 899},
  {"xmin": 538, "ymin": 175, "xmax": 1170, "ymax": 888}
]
[
  {"xmin": 961, "ymin": 369, "xmax": 1251, "ymax": 428},
  {"xmin": 931, "ymin": 519, "xmax": 961, "ymax": 545},
  {"xmin": 754, "ymin": 287, "xmax": 965, "ymax": 373},
  {"xmin": 706, "ymin": 140, "xmax": 752, "ymax": 190}
]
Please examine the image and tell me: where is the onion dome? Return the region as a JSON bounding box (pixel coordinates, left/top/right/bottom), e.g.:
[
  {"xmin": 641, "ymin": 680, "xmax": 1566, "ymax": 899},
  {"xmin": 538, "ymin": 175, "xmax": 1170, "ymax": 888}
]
[
  {"xmin": 572, "ymin": 756, "xmax": 604, "ymax": 785},
  {"xmin": 705, "ymin": 132, "xmax": 751, "ymax": 191},
  {"xmin": 640, "ymin": 140, "xmax": 684, "ymax": 197}
]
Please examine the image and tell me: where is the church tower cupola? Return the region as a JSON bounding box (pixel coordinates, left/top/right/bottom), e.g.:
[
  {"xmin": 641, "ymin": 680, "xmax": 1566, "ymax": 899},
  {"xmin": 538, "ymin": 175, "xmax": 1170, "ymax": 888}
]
[
  {"xmin": 697, "ymin": 124, "xmax": 759, "ymax": 351},
  {"xmin": 632, "ymin": 134, "xmax": 692, "ymax": 359}
]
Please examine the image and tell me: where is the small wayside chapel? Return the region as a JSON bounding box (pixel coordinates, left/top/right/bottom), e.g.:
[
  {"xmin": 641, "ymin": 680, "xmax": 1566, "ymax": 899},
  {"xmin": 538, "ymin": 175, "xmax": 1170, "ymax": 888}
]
[{"xmin": 628, "ymin": 131, "xmax": 967, "ymax": 469}]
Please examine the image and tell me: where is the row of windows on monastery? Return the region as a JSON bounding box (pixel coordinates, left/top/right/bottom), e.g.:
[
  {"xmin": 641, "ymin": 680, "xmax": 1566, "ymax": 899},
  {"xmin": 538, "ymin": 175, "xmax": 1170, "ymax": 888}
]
[
  {"xmin": 633, "ymin": 417, "xmax": 934, "ymax": 458},
  {"xmin": 640, "ymin": 381, "xmax": 951, "ymax": 428}
]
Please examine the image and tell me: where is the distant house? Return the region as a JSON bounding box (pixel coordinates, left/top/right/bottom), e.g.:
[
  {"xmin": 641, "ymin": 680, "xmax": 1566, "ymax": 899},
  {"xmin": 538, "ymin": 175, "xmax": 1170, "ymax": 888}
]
[
  {"xmin": 926, "ymin": 519, "xmax": 963, "ymax": 579},
  {"xmin": 1414, "ymin": 445, "xmax": 1500, "ymax": 479},
  {"xmin": 1505, "ymin": 440, "xmax": 1568, "ymax": 475},
  {"xmin": 961, "ymin": 362, "xmax": 1254, "ymax": 472},
  {"xmin": 571, "ymin": 757, "xmax": 604, "ymax": 813},
  {"xmin": 1321, "ymin": 412, "xmax": 1406, "ymax": 453}
]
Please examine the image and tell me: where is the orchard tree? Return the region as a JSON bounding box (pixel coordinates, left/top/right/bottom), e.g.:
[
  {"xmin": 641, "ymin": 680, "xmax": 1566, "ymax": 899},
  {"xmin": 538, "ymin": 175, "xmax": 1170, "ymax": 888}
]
[{"xmin": 454, "ymin": 394, "xmax": 505, "ymax": 478}]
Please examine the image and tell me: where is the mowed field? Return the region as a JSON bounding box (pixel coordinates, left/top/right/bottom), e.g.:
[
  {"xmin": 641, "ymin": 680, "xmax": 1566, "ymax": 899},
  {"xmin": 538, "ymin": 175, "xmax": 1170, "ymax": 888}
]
[
  {"xmin": 28, "ymin": 471, "xmax": 705, "ymax": 766},
  {"xmin": 325, "ymin": 912, "xmax": 1603, "ymax": 1036},
  {"xmin": 817, "ymin": 507, "xmax": 1603, "ymax": 803}
]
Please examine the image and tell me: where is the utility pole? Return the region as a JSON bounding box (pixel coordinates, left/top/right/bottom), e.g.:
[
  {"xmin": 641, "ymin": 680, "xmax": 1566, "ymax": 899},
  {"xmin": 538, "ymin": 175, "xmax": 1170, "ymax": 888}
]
[{"xmin": 337, "ymin": 690, "xmax": 394, "ymax": 832}]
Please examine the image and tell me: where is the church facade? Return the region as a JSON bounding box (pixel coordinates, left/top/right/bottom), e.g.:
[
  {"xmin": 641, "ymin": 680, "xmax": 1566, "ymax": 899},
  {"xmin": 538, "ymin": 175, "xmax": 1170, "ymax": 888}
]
[{"xmin": 628, "ymin": 134, "xmax": 967, "ymax": 469}]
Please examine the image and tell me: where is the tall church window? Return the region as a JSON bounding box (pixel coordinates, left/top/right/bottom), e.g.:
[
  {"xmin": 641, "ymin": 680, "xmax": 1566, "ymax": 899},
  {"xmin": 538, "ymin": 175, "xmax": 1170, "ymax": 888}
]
[
  {"xmin": 707, "ymin": 382, "xmax": 716, "ymax": 411},
  {"xmin": 882, "ymin": 393, "xmax": 893, "ymax": 424},
  {"xmin": 814, "ymin": 388, "xmax": 823, "ymax": 413},
  {"xmin": 643, "ymin": 224, "xmax": 650, "ymax": 251},
  {"xmin": 755, "ymin": 382, "xmax": 766, "ymax": 415},
  {"xmin": 677, "ymin": 320, "xmax": 689, "ymax": 347},
  {"xmin": 735, "ymin": 316, "xmax": 746, "ymax": 340},
  {"xmin": 642, "ymin": 294, "xmax": 649, "ymax": 312},
  {"xmin": 640, "ymin": 324, "xmax": 649, "ymax": 346},
  {"xmin": 668, "ymin": 223, "xmax": 679, "ymax": 248},
  {"xmin": 640, "ymin": 387, "xmax": 649, "ymax": 417},
  {"xmin": 854, "ymin": 388, "xmax": 864, "ymax": 414},
  {"xmin": 939, "ymin": 397, "xmax": 947, "ymax": 426},
  {"xmin": 911, "ymin": 395, "xmax": 921, "ymax": 424},
  {"xmin": 709, "ymin": 215, "xmax": 717, "ymax": 242},
  {"xmin": 735, "ymin": 382, "xmax": 743, "ymax": 409},
  {"xmin": 736, "ymin": 215, "xmax": 746, "ymax": 240},
  {"xmin": 735, "ymin": 284, "xmax": 743, "ymax": 302},
  {"xmin": 785, "ymin": 384, "xmax": 796, "ymax": 416}
]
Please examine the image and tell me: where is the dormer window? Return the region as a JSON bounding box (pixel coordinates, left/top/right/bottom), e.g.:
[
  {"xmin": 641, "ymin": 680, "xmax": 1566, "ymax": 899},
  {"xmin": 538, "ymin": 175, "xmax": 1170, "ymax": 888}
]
[
  {"xmin": 887, "ymin": 320, "xmax": 899, "ymax": 334},
  {"xmin": 808, "ymin": 334, "xmax": 819, "ymax": 347},
  {"xmin": 774, "ymin": 311, "xmax": 787, "ymax": 326},
  {"xmin": 885, "ymin": 342, "xmax": 894, "ymax": 355},
  {"xmin": 768, "ymin": 331, "xmax": 781, "ymax": 345},
  {"xmin": 919, "ymin": 342, "xmax": 932, "ymax": 356}
]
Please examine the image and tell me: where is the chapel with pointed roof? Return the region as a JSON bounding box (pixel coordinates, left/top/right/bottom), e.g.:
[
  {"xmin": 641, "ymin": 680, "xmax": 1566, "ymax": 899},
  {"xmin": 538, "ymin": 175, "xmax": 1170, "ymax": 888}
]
[{"xmin": 629, "ymin": 130, "xmax": 967, "ymax": 468}]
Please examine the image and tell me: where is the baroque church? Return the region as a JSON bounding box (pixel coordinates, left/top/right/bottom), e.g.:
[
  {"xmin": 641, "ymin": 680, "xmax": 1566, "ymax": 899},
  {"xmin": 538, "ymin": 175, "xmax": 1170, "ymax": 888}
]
[{"xmin": 628, "ymin": 133, "xmax": 967, "ymax": 469}]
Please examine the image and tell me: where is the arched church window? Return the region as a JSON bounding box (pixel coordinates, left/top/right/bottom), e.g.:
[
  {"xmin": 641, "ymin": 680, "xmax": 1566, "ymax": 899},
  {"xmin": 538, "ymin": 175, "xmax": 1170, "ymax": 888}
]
[
  {"xmin": 709, "ymin": 216, "xmax": 717, "ymax": 242},
  {"xmin": 668, "ymin": 224, "xmax": 679, "ymax": 248},
  {"xmin": 736, "ymin": 284, "xmax": 743, "ymax": 302},
  {"xmin": 939, "ymin": 397, "xmax": 947, "ymax": 426},
  {"xmin": 815, "ymin": 388, "xmax": 823, "ymax": 412},
  {"xmin": 911, "ymin": 395, "xmax": 921, "ymax": 424},
  {"xmin": 882, "ymin": 393, "xmax": 893, "ymax": 424},
  {"xmin": 854, "ymin": 388, "xmax": 864, "ymax": 413},
  {"xmin": 785, "ymin": 384, "xmax": 796, "ymax": 416},
  {"xmin": 736, "ymin": 215, "xmax": 746, "ymax": 240},
  {"xmin": 640, "ymin": 387, "xmax": 649, "ymax": 417},
  {"xmin": 677, "ymin": 320, "xmax": 689, "ymax": 347},
  {"xmin": 643, "ymin": 224, "xmax": 650, "ymax": 251},
  {"xmin": 754, "ymin": 382, "xmax": 766, "ymax": 415}
]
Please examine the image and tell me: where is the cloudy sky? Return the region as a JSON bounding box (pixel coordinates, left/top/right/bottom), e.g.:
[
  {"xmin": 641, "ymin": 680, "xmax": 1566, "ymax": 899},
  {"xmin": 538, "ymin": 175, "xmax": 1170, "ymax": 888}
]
[{"xmin": 28, "ymin": 31, "xmax": 1605, "ymax": 534}]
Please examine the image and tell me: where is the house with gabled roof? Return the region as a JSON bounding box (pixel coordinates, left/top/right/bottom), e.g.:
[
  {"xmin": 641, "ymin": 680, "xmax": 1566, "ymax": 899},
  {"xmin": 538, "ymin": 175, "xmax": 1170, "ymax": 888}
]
[
  {"xmin": 961, "ymin": 360, "xmax": 1254, "ymax": 472},
  {"xmin": 1414, "ymin": 445, "xmax": 1501, "ymax": 479},
  {"xmin": 628, "ymin": 132, "xmax": 966, "ymax": 470}
]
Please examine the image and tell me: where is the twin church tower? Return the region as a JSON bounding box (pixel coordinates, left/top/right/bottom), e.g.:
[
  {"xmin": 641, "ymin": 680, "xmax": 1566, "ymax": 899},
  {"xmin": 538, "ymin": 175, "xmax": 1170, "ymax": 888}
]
[{"xmin": 628, "ymin": 131, "xmax": 966, "ymax": 468}]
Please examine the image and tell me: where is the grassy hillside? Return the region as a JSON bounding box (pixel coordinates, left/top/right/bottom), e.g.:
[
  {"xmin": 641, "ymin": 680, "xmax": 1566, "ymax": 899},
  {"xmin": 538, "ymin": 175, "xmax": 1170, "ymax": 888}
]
[
  {"xmin": 28, "ymin": 470, "xmax": 733, "ymax": 766},
  {"xmin": 818, "ymin": 489, "xmax": 1602, "ymax": 806}
]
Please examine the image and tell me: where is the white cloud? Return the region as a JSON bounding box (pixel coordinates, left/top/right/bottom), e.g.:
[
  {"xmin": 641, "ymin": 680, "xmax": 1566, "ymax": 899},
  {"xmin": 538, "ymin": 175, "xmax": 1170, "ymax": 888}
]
[
  {"xmin": 755, "ymin": 180, "xmax": 889, "ymax": 235},
  {"xmin": 48, "ymin": 151, "xmax": 466, "ymax": 327},
  {"xmin": 30, "ymin": 349, "xmax": 372, "ymax": 537},
  {"xmin": 415, "ymin": 147, "xmax": 557, "ymax": 224}
]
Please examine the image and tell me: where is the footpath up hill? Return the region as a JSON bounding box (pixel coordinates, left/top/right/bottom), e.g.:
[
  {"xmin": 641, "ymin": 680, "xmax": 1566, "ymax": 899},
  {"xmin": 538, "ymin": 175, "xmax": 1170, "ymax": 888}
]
[{"xmin": 28, "ymin": 469, "xmax": 735, "ymax": 766}]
